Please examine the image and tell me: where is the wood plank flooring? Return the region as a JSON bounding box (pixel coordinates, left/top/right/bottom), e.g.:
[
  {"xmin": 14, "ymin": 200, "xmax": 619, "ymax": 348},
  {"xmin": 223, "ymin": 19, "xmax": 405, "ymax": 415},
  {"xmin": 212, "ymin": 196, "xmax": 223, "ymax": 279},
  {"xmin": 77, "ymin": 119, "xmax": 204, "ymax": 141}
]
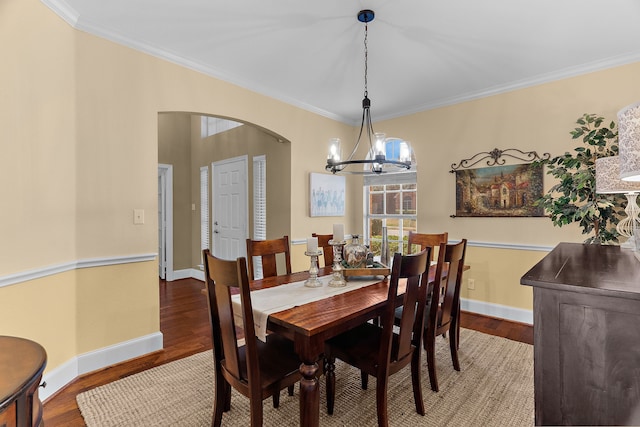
[{"xmin": 42, "ymin": 277, "xmax": 533, "ymax": 426}]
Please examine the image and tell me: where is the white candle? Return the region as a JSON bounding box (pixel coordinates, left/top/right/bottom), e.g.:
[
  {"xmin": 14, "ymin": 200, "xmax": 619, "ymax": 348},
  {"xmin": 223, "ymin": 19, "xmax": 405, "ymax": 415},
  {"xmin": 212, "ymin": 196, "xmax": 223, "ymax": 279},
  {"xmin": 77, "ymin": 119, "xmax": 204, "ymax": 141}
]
[
  {"xmin": 307, "ymin": 237, "xmax": 318, "ymax": 253},
  {"xmin": 333, "ymin": 224, "xmax": 344, "ymax": 242}
]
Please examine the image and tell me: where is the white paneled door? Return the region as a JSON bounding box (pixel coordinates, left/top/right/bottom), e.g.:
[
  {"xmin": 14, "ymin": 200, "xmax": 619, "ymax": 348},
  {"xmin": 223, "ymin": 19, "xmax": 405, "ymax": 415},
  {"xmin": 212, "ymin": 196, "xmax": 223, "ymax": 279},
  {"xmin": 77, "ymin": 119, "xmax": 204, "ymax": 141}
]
[{"xmin": 212, "ymin": 156, "xmax": 248, "ymax": 260}]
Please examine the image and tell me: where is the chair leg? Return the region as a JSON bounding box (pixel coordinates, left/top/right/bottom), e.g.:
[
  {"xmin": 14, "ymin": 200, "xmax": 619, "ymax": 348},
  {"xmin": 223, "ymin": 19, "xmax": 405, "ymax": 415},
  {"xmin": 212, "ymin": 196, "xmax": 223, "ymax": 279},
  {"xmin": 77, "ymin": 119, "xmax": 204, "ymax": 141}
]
[
  {"xmin": 410, "ymin": 349, "xmax": 425, "ymax": 416},
  {"xmin": 249, "ymin": 398, "xmax": 263, "ymax": 427},
  {"xmin": 287, "ymin": 384, "xmax": 294, "ymax": 396},
  {"xmin": 272, "ymin": 390, "xmax": 280, "ymax": 408},
  {"xmin": 325, "ymin": 356, "xmax": 336, "ymax": 415},
  {"xmin": 424, "ymin": 328, "xmax": 439, "ymax": 392},
  {"xmin": 224, "ymin": 382, "xmax": 231, "ymax": 412},
  {"xmin": 456, "ymin": 301, "xmax": 461, "ymax": 350},
  {"xmin": 212, "ymin": 375, "xmax": 227, "ymax": 427},
  {"xmin": 361, "ymin": 371, "xmax": 369, "ymax": 390},
  {"xmin": 450, "ymin": 322, "xmax": 460, "ymax": 371},
  {"xmin": 375, "ymin": 376, "xmax": 389, "ymax": 427}
]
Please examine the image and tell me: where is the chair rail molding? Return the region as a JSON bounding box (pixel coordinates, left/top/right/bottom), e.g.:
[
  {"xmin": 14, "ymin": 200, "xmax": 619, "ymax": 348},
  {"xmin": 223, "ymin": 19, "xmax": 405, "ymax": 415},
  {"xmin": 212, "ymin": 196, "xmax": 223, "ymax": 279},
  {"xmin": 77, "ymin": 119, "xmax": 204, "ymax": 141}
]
[
  {"xmin": 292, "ymin": 238, "xmax": 554, "ymax": 253},
  {"xmin": 0, "ymin": 253, "xmax": 157, "ymax": 288}
]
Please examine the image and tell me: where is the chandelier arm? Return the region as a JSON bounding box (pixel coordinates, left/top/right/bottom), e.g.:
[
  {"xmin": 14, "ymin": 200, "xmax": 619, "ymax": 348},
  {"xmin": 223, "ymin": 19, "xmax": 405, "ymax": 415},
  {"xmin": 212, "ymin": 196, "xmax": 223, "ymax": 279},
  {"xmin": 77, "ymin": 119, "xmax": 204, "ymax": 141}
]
[{"xmin": 346, "ymin": 107, "xmax": 368, "ymax": 161}]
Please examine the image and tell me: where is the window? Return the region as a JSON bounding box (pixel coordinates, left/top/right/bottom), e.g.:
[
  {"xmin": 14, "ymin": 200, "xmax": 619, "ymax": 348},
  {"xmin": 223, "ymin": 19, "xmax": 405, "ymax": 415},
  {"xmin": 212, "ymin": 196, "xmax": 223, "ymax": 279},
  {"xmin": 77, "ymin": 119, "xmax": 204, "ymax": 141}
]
[
  {"xmin": 364, "ymin": 138, "xmax": 416, "ymax": 257},
  {"xmin": 200, "ymin": 166, "xmax": 209, "ymax": 255},
  {"xmin": 252, "ymin": 155, "xmax": 266, "ymax": 278},
  {"xmin": 200, "ymin": 116, "xmax": 243, "ymax": 138},
  {"xmin": 253, "ymin": 155, "xmax": 266, "ymax": 241}
]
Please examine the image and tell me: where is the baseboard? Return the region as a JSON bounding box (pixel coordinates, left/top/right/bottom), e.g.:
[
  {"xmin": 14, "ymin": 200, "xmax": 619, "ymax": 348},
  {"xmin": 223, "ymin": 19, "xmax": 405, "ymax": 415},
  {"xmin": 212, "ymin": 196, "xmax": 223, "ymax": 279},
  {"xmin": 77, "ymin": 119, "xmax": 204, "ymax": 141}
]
[
  {"xmin": 41, "ymin": 332, "xmax": 163, "ymax": 402},
  {"xmin": 461, "ymin": 298, "xmax": 533, "ymax": 325},
  {"xmin": 172, "ymin": 268, "xmax": 204, "ymax": 282}
]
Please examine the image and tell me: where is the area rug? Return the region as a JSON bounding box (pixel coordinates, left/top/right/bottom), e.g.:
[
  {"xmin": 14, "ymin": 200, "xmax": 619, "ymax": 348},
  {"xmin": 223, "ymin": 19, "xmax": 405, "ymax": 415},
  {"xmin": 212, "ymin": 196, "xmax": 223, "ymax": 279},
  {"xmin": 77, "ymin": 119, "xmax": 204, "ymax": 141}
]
[{"xmin": 77, "ymin": 329, "xmax": 534, "ymax": 426}]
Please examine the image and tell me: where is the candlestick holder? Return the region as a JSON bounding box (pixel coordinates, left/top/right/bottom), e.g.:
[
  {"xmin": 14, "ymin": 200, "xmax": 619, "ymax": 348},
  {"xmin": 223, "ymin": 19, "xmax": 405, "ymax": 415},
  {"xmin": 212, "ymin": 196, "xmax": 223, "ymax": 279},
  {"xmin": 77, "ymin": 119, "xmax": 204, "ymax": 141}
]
[
  {"xmin": 304, "ymin": 250, "xmax": 323, "ymax": 287},
  {"xmin": 328, "ymin": 239, "xmax": 347, "ymax": 287}
]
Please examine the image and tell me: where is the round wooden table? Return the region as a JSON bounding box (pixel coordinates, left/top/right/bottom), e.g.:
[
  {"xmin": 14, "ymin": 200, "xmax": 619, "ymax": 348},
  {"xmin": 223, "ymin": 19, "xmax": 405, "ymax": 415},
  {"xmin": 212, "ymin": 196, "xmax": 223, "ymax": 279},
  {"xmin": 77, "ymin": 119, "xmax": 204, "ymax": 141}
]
[{"xmin": 0, "ymin": 336, "xmax": 47, "ymax": 427}]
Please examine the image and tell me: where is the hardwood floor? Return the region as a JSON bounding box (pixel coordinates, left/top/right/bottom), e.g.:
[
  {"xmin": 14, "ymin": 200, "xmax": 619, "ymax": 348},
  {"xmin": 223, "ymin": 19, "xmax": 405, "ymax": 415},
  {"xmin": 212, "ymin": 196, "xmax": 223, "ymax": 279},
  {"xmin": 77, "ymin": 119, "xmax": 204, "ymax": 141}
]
[{"xmin": 42, "ymin": 277, "xmax": 533, "ymax": 426}]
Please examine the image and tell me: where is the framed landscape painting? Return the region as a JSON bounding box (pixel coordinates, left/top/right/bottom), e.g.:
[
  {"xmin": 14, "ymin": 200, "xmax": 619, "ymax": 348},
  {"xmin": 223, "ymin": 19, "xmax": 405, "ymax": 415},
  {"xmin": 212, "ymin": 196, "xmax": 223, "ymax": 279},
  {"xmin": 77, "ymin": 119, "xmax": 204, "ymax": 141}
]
[
  {"xmin": 454, "ymin": 163, "xmax": 545, "ymax": 217},
  {"xmin": 310, "ymin": 173, "xmax": 345, "ymax": 217}
]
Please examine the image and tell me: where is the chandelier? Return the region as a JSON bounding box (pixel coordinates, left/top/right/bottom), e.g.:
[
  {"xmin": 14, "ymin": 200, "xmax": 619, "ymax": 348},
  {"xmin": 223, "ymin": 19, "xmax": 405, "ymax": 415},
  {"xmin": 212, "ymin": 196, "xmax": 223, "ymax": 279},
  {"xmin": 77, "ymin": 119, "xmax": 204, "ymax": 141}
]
[{"xmin": 325, "ymin": 10, "xmax": 412, "ymax": 175}]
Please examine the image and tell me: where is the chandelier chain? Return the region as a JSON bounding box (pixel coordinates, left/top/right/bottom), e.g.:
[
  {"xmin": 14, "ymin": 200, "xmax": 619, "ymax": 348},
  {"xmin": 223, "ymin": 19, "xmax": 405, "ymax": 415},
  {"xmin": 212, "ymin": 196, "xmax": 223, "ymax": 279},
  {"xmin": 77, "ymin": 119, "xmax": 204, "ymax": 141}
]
[{"xmin": 363, "ymin": 22, "xmax": 368, "ymax": 98}]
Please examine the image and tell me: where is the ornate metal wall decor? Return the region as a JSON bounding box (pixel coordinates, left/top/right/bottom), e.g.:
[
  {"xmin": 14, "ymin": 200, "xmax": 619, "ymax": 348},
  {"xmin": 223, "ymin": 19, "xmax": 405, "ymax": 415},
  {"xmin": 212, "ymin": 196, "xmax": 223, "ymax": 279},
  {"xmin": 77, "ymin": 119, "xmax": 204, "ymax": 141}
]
[
  {"xmin": 450, "ymin": 148, "xmax": 549, "ymax": 218},
  {"xmin": 450, "ymin": 148, "xmax": 550, "ymax": 171}
]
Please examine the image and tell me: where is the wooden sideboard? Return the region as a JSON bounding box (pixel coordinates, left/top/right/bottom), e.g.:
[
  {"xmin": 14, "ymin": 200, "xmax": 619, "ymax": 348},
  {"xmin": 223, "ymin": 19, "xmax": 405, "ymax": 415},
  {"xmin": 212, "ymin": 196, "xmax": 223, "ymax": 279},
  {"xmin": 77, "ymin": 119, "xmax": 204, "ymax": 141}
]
[
  {"xmin": 0, "ymin": 336, "xmax": 47, "ymax": 427},
  {"xmin": 521, "ymin": 243, "xmax": 640, "ymax": 426}
]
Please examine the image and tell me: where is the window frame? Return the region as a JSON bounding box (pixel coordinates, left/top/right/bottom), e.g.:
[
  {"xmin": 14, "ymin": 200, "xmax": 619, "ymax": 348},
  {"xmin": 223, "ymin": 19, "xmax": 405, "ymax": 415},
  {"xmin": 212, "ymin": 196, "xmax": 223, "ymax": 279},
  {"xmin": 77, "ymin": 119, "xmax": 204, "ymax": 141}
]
[{"xmin": 362, "ymin": 135, "xmax": 417, "ymax": 258}]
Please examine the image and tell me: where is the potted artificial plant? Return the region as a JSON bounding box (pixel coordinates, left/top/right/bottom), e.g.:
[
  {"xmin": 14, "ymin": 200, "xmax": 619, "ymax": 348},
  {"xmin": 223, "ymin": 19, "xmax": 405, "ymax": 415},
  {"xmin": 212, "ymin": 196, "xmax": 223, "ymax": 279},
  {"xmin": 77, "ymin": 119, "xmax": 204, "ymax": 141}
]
[{"xmin": 535, "ymin": 113, "xmax": 626, "ymax": 244}]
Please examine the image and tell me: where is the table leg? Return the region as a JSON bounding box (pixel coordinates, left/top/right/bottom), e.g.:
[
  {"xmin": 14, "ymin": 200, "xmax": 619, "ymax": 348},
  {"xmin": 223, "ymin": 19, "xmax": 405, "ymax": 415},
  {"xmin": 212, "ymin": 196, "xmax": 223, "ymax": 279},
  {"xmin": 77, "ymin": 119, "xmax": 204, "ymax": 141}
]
[{"xmin": 299, "ymin": 360, "xmax": 320, "ymax": 427}]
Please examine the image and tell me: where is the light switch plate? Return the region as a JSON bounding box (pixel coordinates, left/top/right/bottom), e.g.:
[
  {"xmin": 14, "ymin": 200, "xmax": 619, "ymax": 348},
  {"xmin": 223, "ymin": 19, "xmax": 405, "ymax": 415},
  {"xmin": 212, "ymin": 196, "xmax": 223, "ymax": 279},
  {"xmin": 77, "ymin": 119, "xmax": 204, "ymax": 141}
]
[{"xmin": 133, "ymin": 209, "xmax": 145, "ymax": 225}]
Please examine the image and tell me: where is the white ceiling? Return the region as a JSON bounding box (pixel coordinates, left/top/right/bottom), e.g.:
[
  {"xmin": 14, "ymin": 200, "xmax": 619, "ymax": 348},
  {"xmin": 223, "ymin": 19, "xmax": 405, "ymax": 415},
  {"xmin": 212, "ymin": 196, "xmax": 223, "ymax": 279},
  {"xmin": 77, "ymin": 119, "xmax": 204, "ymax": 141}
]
[{"xmin": 45, "ymin": 0, "xmax": 640, "ymax": 124}]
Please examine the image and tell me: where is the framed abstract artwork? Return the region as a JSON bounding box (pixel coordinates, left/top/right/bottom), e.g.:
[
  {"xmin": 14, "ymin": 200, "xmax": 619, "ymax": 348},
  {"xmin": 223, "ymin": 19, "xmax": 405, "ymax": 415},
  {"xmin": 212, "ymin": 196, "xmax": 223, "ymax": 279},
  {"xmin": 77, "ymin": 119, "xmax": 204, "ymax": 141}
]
[{"xmin": 310, "ymin": 173, "xmax": 345, "ymax": 217}]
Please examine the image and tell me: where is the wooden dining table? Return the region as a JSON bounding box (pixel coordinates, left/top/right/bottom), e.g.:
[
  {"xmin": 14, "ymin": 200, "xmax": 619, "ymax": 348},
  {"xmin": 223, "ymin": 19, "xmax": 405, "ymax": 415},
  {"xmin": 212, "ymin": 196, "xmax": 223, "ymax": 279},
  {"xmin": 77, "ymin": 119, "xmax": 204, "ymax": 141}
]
[{"xmin": 248, "ymin": 263, "xmax": 455, "ymax": 427}]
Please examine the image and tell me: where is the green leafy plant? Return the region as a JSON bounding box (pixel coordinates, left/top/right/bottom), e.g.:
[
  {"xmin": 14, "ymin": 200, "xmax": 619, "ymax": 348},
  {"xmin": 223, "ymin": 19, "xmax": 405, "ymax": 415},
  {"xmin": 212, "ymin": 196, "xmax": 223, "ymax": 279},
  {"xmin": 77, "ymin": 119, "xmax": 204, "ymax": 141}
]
[{"xmin": 534, "ymin": 114, "xmax": 626, "ymax": 244}]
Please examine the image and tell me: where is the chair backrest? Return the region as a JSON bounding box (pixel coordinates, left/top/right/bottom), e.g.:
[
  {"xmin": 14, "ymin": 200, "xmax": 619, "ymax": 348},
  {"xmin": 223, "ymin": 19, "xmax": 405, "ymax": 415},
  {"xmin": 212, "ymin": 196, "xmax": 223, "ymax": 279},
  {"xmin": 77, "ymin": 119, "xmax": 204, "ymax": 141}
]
[
  {"xmin": 312, "ymin": 233, "xmax": 334, "ymax": 267},
  {"xmin": 203, "ymin": 249, "xmax": 260, "ymax": 385},
  {"xmin": 428, "ymin": 239, "xmax": 467, "ymax": 333},
  {"xmin": 407, "ymin": 231, "xmax": 448, "ymax": 262},
  {"xmin": 379, "ymin": 249, "xmax": 431, "ymax": 374},
  {"xmin": 245, "ymin": 236, "xmax": 292, "ymax": 281}
]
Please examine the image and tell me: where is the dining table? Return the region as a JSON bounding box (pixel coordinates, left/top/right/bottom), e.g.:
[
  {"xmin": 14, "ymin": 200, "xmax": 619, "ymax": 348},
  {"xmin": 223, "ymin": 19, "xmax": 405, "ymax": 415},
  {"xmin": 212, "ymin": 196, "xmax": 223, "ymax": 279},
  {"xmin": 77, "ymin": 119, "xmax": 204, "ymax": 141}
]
[{"xmin": 245, "ymin": 262, "xmax": 460, "ymax": 427}]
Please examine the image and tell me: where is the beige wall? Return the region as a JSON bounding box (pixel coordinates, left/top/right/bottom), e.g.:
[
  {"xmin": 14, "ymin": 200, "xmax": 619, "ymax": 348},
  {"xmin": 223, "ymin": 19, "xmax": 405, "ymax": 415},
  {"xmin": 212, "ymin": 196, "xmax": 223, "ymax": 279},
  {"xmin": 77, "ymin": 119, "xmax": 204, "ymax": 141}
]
[
  {"xmin": 158, "ymin": 113, "xmax": 192, "ymax": 269},
  {"xmin": 1, "ymin": 0, "xmax": 351, "ymax": 376},
  {"xmin": 1, "ymin": 0, "xmax": 77, "ymax": 273},
  {"xmin": 3, "ymin": 0, "xmax": 640, "ymax": 381}
]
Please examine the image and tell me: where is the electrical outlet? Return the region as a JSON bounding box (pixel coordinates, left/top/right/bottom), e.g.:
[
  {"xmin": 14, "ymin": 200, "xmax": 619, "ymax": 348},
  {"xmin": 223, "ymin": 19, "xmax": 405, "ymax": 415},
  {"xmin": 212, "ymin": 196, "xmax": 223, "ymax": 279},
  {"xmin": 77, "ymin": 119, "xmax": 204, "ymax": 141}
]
[{"xmin": 467, "ymin": 278, "xmax": 475, "ymax": 290}]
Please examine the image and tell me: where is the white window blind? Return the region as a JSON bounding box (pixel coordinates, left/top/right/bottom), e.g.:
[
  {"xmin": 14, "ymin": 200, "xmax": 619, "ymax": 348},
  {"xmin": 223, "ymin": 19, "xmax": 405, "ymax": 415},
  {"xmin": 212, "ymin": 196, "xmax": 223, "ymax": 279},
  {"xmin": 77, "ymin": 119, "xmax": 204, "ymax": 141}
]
[
  {"xmin": 253, "ymin": 155, "xmax": 267, "ymax": 240},
  {"xmin": 253, "ymin": 155, "xmax": 266, "ymax": 279},
  {"xmin": 200, "ymin": 166, "xmax": 209, "ymax": 252}
]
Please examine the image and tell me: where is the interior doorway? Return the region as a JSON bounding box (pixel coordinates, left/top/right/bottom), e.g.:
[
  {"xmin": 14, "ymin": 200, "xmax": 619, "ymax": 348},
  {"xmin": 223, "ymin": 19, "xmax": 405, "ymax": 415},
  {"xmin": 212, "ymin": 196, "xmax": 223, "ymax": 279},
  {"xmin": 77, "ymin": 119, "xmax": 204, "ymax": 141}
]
[{"xmin": 158, "ymin": 164, "xmax": 174, "ymax": 280}]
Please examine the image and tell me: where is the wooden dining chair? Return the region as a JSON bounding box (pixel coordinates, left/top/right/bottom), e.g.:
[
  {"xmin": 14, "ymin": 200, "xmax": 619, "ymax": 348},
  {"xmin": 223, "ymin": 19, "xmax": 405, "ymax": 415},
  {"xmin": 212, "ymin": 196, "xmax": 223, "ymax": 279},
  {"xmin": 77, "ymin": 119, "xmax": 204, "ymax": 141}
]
[
  {"xmin": 422, "ymin": 239, "xmax": 467, "ymax": 392},
  {"xmin": 312, "ymin": 233, "xmax": 334, "ymax": 267},
  {"xmin": 203, "ymin": 249, "xmax": 301, "ymax": 427},
  {"xmin": 246, "ymin": 235, "xmax": 292, "ymax": 281},
  {"xmin": 407, "ymin": 231, "xmax": 448, "ymax": 262},
  {"xmin": 324, "ymin": 249, "xmax": 431, "ymax": 427}
]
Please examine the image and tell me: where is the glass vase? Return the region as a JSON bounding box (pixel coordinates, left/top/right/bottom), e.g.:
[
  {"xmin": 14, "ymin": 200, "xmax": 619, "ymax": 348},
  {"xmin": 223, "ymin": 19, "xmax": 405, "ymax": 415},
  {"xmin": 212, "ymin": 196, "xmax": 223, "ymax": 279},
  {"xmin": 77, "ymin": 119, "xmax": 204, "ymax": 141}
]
[{"xmin": 343, "ymin": 235, "xmax": 367, "ymax": 268}]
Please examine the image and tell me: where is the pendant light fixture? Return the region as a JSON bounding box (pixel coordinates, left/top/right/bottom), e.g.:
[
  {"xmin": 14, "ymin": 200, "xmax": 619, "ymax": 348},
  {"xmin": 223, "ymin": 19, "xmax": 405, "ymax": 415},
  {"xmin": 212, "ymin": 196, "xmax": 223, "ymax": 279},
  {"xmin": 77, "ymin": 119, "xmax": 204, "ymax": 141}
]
[{"xmin": 325, "ymin": 10, "xmax": 412, "ymax": 175}]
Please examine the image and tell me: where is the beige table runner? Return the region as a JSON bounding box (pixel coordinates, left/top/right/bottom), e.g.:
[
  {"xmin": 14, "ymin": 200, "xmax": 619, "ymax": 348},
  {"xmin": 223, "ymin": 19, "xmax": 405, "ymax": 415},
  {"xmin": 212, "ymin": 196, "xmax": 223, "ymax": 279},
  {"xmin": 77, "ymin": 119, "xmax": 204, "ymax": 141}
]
[{"xmin": 232, "ymin": 275, "xmax": 381, "ymax": 341}]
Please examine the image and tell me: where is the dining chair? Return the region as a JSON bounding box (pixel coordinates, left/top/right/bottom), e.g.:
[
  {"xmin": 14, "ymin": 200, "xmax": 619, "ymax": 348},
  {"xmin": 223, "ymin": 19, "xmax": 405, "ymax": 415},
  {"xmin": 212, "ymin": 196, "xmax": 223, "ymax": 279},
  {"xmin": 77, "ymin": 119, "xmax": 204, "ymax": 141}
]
[
  {"xmin": 312, "ymin": 233, "xmax": 334, "ymax": 267},
  {"xmin": 422, "ymin": 239, "xmax": 467, "ymax": 392},
  {"xmin": 407, "ymin": 231, "xmax": 448, "ymax": 262},
  {"xmin": 324, "ymin": 249, "xmax": 431, "ymax": 427},
  {"xmin": 203, "ymin": 249, "xmax": 301, "ymax": 427},
  {"xmin": 246, "ymin": 235, "xmax": 292, "ymax": 281}
]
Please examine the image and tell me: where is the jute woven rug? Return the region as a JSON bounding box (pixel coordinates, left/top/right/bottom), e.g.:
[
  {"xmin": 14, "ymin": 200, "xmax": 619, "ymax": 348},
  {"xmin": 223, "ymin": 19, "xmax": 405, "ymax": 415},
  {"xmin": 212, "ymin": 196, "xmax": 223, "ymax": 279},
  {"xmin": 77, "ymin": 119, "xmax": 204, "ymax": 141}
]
[{"xmin": 77, "ymin": 329, "xmax": 534, "ymax": 426}]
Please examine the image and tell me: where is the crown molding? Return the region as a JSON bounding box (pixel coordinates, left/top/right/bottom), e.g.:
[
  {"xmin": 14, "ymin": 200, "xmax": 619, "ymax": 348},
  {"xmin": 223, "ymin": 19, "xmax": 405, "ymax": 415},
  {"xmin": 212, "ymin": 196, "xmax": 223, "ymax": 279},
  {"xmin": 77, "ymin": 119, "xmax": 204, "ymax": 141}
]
[{"xmin": 40, "ymin": 1, "xmax": 640, "ymax": 126}]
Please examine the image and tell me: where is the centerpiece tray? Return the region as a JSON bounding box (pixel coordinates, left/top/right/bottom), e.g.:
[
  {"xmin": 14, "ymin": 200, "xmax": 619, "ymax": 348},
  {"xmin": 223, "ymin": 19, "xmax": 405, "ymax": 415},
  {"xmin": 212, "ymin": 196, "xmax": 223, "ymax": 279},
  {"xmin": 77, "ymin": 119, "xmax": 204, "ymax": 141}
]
[{"xmin": 341, "ymin": 260, "xmax": 390, "ymax": 280}]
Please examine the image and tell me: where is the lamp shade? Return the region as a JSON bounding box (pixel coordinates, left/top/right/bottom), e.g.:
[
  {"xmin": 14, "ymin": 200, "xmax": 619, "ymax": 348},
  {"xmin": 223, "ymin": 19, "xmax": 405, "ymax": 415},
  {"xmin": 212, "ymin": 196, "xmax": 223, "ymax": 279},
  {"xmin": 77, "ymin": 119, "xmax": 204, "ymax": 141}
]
[
  {"xmin": 595, "ymin": 156, "xmax": 640, "ymax": 194},
  {"xmin": 618, "ymin": 102, "xmax": 640, "ymax": 182}
]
